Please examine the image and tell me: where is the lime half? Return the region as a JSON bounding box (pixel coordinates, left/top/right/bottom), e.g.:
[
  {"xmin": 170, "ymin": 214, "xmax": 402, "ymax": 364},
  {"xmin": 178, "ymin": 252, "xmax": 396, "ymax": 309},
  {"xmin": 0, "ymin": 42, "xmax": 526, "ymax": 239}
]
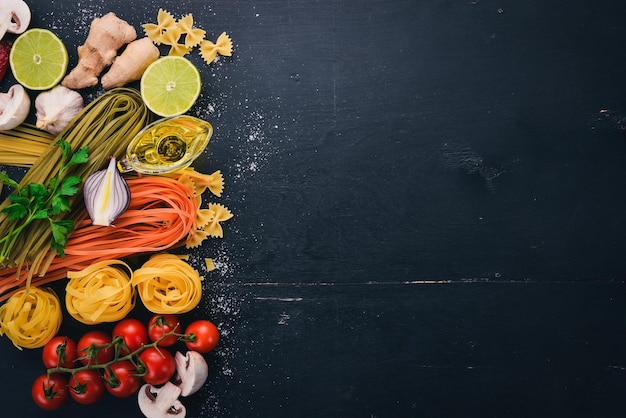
[
  {"xmin": 10, "ymin": 28, "xmax": 68, "ymax": 90},
  {"xmin": 140, "ymin": 56, "xmax": 202, "ymax": 117}
]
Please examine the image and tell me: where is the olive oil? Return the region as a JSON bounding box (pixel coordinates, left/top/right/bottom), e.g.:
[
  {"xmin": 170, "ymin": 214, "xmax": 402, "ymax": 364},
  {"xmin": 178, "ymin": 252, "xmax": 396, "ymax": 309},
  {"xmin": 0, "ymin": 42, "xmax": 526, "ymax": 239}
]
[{"xmin": 119, "ymin": 115, "xmax": 213, "ymax": 174}]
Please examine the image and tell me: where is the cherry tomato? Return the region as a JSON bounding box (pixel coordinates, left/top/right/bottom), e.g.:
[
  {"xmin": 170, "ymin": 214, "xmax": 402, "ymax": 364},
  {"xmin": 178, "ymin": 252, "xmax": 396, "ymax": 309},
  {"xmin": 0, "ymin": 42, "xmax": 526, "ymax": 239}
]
[
  {"xmin": 69, "ymin": 369, "xmax": 105, "ymax": 405},
  {"xmin": 104, "ymin": 360, "xmax": 142, "ymax": 398},
  {"xmin": 112, "ymin": 318, "xmax": 149, "ymax": 354},
  {"xmin": 184, "ymin": 320, "xmax": 220, "ymax": 353},
  {"xmin": 148, "ymin": 314, "xmax": 181, "ymax": 347},
  {"xmin": 77, "ymin": 331, "xmax": 114, "ymax": 366},
  {"xmin": 42, "ymin": 336, "xmax": 78, "ymax": 369},
  {"xmin": 138, "ymin": 347, "xmax": 176, "ymax": 385},
  {"xmin": 32, "ymin": 373, "xmax": 69, "ymax": 411}
]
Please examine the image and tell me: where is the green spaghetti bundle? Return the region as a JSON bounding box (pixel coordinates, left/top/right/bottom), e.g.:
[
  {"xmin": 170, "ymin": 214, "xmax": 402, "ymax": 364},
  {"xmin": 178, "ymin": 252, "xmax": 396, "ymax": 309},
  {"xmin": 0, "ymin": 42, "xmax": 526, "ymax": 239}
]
[{"xmin": 0, "ymin": 87, "xmax": 150, "ymax": 277}]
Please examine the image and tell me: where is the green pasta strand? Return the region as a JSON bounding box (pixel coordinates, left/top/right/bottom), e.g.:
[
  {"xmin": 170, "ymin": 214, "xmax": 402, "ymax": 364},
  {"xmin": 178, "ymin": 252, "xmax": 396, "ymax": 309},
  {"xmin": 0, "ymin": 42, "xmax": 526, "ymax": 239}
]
[{"xmin": 0, "ymin": 88, "xmax": 151, "ymax": 274}]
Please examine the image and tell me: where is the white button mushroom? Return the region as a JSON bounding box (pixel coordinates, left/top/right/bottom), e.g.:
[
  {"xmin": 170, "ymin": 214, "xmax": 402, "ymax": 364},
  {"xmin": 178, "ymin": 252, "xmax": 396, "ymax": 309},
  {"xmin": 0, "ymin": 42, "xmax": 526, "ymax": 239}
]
[
  {"xmin": 173, "ymin": 351, "xmax": 209, "ymax": 397},
  {"xmin": 0, "ymin": 84, "xmax": 30, "ymax": 131},
  {"xmin": 0, "ymin": 0, "xmax": 31, "ymax": 40},
  {"xmin": 138, "ymin": 382, "xmax": 186, "ymax": 418}
]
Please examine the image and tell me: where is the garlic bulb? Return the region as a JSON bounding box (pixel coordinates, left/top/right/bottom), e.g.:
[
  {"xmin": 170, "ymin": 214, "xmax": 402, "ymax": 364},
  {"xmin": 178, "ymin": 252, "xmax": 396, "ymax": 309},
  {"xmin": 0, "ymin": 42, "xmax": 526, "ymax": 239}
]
[
  {"xmin": 83, "ymin": 157, "xmax": 131, "ymax": 226},
  {"xmin": 35, "ymin": 85, "xmax": 84, "ymax": 135}
]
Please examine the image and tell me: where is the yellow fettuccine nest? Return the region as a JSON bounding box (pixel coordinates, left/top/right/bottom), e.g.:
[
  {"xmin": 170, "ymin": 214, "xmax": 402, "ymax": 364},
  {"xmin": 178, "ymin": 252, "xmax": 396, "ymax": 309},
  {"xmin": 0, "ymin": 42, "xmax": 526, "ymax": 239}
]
[
  {"xmin": 65, "ymin": 260, "xmax": 135, "ymax": 325},
  {"xmin": 0, "ymin": 287, "xmax": 62, "ymax": 349},
  {"xmin": 132, "ymin": 253, "xmax": 203, "ymax": 314}
]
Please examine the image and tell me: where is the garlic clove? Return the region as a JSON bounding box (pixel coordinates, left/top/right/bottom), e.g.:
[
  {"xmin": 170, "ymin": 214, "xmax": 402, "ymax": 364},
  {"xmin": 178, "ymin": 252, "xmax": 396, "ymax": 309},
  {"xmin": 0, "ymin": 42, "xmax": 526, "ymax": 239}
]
[
  {"xmin": 0, "ymin": 84, "xmax": 30, "ymax": 131},
  {"xmin": 83, "ymin": 157, "xmax": 131, "ymax": 226},
  {"xmin": 35, "ymin": 85, "xmax": 84, "ymax": 135}
]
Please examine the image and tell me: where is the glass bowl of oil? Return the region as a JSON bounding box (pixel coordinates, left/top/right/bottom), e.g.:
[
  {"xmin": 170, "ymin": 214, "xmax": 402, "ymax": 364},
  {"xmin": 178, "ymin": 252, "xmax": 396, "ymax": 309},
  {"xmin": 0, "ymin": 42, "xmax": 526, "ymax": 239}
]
[{"xmin": 119, "ymin": 115, "xmax": 213, "ymax": 174}]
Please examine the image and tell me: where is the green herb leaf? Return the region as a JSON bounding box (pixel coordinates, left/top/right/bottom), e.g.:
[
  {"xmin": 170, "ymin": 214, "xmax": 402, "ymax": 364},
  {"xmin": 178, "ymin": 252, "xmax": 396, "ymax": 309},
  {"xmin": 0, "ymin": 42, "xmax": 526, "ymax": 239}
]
[
  {"xmin": 56, "ymin": 139, "xmax": 72, "ymax": 159},
  {"xmin": 1, "ymin": 203, "xmax": 27, "ymax": 220},
  {"xmin": 51, "ymin": 196, "xmax": 71, "ymax": 215},
  {"xmin": 32, "ymin": 209, "xmax": 50, "ymax": 220},
  {"xmin": 59, "ymin": 176, "xmax": 81, "ymax": 197},
  {"xmin": 0, "ymin": 172, "xmax": 19, "ymax": 189},
  {"xmin": 0, "ymin": 140, "xmax": 88, "ymax": 263},
  {"xmin": 27, "ymin": 183, "xmax": 48, "ymax": 199},
  {"xmin": 7, "ymin": 193, "xmax": 30, "ymax": 206},
  {"xmin": 66, "ymin": 147, "xmax": 89, "ymax": 169},
  {"xmin": 49, "ymin": 219, "xmax": 74, "ymax": 257},
  {"xmin": 48, "ymin": 177, "xmax": 59, "ymax": 192}
]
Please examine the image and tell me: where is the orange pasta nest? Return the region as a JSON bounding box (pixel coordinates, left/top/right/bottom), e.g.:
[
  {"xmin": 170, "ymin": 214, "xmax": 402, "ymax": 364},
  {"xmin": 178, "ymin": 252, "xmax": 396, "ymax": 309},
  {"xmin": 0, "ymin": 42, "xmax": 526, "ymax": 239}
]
[{"xmin": 0, "ymin": 169, "xmax": 233, "ymax": 302}]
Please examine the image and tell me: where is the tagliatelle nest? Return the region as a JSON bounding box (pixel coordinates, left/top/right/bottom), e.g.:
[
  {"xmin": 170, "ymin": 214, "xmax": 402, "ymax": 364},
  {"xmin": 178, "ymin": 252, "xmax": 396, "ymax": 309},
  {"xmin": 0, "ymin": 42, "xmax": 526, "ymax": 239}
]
[
  {"xmin": 142, "ymin": 9, "xmax": 232, "ymax": 63},
  {"xmin": 65, "ymin": 260, "xmax": 136, "ymax": 325},
  {"xmin": 0, "ymin": 287, "xmax": 62, "ymax": 349},
  {"xmin": 132, "ymin": 253, "xmax": 203, "ymax": 314}
]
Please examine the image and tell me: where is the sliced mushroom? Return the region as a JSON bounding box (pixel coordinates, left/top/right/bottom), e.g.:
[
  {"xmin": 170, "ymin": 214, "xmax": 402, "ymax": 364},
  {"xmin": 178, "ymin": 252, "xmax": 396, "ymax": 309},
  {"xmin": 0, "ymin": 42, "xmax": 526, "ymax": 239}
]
[
  {"xmin": 0, "ymin": 0, "xmax": 31, "ymax": 40},
  {"xmin": 138, "ymin": 383, "xmax": 186, "ymax": 418},
  {"xmin": 173, "ymin": 351, "xmax": 209, "ymax": 396},
  {"xmin": 0, "ymin": 84, "xmax": 30, "ymax": 130}
]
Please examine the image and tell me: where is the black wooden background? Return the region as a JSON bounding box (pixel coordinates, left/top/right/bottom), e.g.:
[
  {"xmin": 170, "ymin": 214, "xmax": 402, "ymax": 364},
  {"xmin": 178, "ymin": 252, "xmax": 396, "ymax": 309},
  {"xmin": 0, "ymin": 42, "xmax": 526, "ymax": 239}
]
[{"xmin": 1, "ymin": 0, "xmax": 625, "ymax": 417}]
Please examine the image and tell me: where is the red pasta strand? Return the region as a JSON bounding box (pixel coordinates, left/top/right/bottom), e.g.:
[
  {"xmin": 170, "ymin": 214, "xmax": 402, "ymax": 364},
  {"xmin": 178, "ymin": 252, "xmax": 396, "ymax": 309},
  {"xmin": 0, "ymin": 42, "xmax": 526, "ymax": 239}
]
[{"xmin": 0, "ymin": 176, "xmax": 198, "ymax": 301}]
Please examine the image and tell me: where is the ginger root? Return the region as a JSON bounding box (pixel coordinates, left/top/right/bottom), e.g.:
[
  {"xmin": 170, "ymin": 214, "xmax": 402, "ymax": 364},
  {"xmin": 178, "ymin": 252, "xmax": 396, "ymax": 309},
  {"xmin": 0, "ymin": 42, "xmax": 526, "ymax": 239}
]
[
  {"xmin": 62, "ymin": 12, "xmax": 137, "ymax": 90},
  {"xmin": 101, "ymin": 37, "xmax": 159, "ymax": 89}
]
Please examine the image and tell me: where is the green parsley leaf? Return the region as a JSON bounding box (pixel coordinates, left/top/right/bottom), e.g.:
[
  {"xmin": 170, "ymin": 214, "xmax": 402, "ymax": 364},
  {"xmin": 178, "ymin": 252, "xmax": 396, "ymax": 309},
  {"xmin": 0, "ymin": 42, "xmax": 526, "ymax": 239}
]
[
  {"xmin": 66, "ymin": 147, "xmax": 89, "ymax": 169},
  {"xmin": 49, "ymin": 219, "xmax": 74, "ymax": 257},
  {"xmin": 0, "ymin": 172, "xmax": 19, "ymax": 189},
  {"xmin": 56, "ymin": 139, "xmax": 72, "ymax": 159},
  {"xmin": 32, "ymin": 209, "xmax": 50, "ymax": 220},
  {"xmin": 51, "ymin": 196, "xmax": 71, "ymax": 215},
  {"xmin": 7, "ymin": 193, "xmax": 30, "ymax": 206},
  {"xmin": 59, "ymin": 176, "xmax": 81, "ymax": 197},
  {"xmin": 1, "ymin": 203, "xmax": 27, "ymax": 220}
]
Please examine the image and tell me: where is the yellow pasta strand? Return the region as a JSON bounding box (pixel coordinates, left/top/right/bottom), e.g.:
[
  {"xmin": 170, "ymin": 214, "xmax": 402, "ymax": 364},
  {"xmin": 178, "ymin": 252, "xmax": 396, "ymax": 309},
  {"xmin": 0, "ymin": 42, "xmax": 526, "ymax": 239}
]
[
  {"xmin": 132, "ymin": 253, "xmax": 202, "ymax": 314},
  {"xmin": 0, "ymin": 124, "xmax": 54, "ymax": 167},
  {"xmin": 0, "ymin": 287, "xmax": 62, "ymax": 349},
  {"xmin": 65, "ymin": 260, "xmax": 135, "ymax": 325}
]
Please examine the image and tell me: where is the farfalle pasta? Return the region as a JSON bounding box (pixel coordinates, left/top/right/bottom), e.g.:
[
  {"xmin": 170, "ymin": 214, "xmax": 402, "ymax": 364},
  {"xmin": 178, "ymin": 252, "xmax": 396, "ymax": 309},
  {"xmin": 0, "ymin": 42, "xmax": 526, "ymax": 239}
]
[
  {"xmin": 174, "ymin": 168, "xmax": 224, "ymax": 197},
  {"xmin": 0, "ymin": 287, "xmax": 62, "ymax": 349},
  {"xmin": 132, "ymin": 253, "xmax": 203, "ymax": 314},
  {"xmin": 200, "ymin": 32, "xmax": 233, "ymax": 64},
  {"xmin": 65, "ymin": 260, "xmax": 135, "ymax": 325},
  {"xmin": 204, "ymin": 203, "xmax": 234, "ymax": 238},
  {"xmin": 143, "ymin": 9, "xmax": 233, "ymax": 62},
  {"xmin": 142, "ymin": 9, "xmax": 177, "ymax": 44},
  {"xmin": 177, "ymin": 14, "xmax": 206, "ymax": 48}
]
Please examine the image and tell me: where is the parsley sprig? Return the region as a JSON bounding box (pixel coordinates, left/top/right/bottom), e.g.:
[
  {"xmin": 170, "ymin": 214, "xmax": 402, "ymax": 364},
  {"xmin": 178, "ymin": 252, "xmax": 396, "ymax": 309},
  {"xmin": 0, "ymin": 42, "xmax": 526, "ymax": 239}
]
[{"xmin": 0, "ymin": 139, "xmax": 89, "ymax": 264}]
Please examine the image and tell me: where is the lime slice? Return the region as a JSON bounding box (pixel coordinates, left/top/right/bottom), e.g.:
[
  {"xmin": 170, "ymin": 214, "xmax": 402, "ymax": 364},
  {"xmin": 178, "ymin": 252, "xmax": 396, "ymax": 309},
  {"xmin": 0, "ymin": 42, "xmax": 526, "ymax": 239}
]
[
  {"xmin": 140, "ymin": 56, "xmax": 202, "ymax": 117},
  {"xmin": 9, "ymin": 28, "xmax": 68, "ymax": 90}
]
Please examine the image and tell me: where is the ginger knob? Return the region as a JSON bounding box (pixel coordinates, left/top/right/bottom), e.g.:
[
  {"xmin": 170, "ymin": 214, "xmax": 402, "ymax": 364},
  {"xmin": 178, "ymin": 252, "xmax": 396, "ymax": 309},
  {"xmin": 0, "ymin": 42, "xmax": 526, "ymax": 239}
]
[
  {"xmin": 101, "ymin": 38, "xmax": 159, "ymax": 89},
  {"xmin": 62, "ymin": 12, "xmax": 137, "ymax": 90}
]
